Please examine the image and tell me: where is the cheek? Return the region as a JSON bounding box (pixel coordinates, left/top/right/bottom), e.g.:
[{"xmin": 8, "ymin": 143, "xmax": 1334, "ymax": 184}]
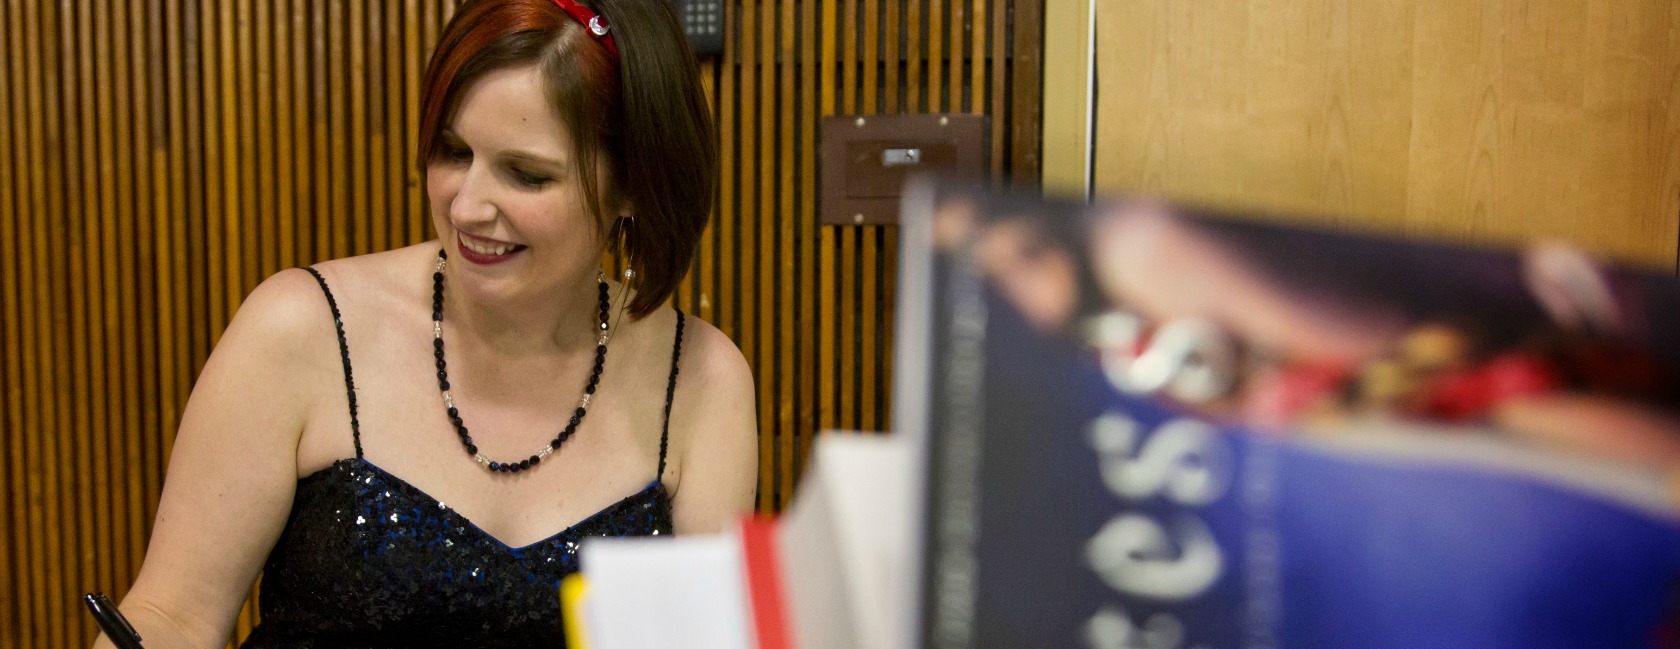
[
  {"xmin": 425, "ymin": 167, "xmax": 459, "ymax": 222},
  {"xmin": 425, "ymin": 166, "xmax": 458, "ymax": 205}
]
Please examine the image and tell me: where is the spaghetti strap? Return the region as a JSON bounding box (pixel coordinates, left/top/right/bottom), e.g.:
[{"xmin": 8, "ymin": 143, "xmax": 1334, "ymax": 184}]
[
  {"xmin": 302, "ymin": 267, "xmax": 364, "ymax": 459},
  {"xmin": 656, "ymin": 311, "xmax": 685, "ymax": 483}
]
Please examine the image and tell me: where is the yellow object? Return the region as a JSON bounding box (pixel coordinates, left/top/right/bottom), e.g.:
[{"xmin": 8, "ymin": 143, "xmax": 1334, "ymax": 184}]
[
  {"xmin": 1399, "ymin": 325, "xmax": 1471, "ymax": 373},
  {"xmin": 1359, "ymin": 361, "xmax": 1413, "ymax": 408},
  {"xmin": 560, "ymin": 573, "xmax": 592, "ymax": 649}
]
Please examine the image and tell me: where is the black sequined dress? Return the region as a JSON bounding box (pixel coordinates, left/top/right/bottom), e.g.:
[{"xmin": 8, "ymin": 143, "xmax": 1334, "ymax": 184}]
[{"xmin": 239, "ymin": 269, "xmax": 682, "ymax": 649}]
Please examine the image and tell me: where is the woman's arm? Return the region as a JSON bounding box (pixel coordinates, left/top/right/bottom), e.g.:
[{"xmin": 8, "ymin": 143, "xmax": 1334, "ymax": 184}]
[
  {"xmin": 93, "ymin": 269, "xmax": 337, "ymax": 649},
  {"xmin": 666, "ymin": 318, "xmax": 759, "ymax": 535}
]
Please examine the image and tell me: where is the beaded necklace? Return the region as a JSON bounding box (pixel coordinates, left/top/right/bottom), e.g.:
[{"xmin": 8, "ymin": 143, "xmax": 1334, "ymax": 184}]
[{"xmin": 430, "ymin": 249, "xmax": 616, "ymax": 474}]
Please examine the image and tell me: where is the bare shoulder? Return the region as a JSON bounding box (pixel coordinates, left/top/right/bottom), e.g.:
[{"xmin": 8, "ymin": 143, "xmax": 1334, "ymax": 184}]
[
  {"xmin": 674, "ymin": 313, "xmax": 754, "ymax": 404},
  {"xmin": 224, "ymin": 267, "xmax": 340, "ymax": 362},
  {"xmin": 661, "ymin": 310, "xmax": 757, "ymax": 530},
  {"xmin": 304, "ymin": 243, "xmax": 438, "ymax": 301},
  {"xmin": 222, "ymin": 243, "xmax": 434, "ymax": 387}
]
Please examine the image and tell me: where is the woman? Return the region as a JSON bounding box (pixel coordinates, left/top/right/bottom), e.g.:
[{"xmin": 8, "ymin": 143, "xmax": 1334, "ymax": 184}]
[{"xmin": 94, "ymin": 0, "xmax": 757, "ymax": 646}]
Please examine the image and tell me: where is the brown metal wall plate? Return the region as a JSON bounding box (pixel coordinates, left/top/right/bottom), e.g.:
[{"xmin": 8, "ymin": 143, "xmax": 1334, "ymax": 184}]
[{"xmin": 820, "ymin": 113, "xmax": 988, "ymax": 225}]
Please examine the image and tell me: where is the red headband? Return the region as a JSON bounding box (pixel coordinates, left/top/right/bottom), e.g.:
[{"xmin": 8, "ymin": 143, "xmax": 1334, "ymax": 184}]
[{"xmin": 550, "ymin": 0, "xmax": 619, "ymax": 59}]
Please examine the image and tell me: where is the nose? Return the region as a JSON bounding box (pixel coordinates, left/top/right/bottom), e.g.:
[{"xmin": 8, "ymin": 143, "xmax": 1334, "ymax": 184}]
[{"xmin": 449, "ymin": 162, "xmax": 499, "ymax": 228}]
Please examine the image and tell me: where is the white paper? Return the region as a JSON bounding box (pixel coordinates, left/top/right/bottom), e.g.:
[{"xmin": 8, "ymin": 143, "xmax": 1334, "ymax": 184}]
[{"xmin": 581, "ymin": 533, "xmax": 753, "ymax": 649}]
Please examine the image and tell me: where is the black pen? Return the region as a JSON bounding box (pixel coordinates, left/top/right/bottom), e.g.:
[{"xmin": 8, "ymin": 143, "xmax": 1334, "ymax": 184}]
[{"xmin": 83, "ymin": 592, "xmax": 146, "ymax": 649}]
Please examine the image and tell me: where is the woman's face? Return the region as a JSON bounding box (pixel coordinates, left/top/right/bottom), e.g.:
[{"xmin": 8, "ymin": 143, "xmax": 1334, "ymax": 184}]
[{"xmin": 426, "ymin": 63, "xmax": 610, "ymax": 306}]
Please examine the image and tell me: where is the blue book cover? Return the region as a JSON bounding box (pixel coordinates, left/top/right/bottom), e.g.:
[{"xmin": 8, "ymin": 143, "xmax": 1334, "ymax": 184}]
[{"xmin": 907, "ymin": 186, "xmax": 1680, "ymax": 649}]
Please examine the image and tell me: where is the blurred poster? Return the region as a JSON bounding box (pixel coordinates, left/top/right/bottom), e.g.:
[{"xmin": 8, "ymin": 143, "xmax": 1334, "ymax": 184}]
[{"xmin": 906, "ymin": 184, "xmax": 1680, "ymax": 649}]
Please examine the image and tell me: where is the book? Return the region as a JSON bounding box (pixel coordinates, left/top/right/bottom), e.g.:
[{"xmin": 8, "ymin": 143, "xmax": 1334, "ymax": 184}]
[
  {"xmin": 897, "ymin": 182, "xmax": 1680, "ymax": 649},
  {"xmin": 570, "ymin": 433, "xmax": 912, "ymax": 649}
]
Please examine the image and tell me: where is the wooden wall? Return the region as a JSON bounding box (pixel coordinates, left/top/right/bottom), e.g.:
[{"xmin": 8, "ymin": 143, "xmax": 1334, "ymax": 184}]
[
  {"xmin": 0, "ymin": 0, "xmax": 1041, "ymax": 647},
  {"xmin": 1092, "ymin": 0, "xmax": 1680, "ymax": 270}
]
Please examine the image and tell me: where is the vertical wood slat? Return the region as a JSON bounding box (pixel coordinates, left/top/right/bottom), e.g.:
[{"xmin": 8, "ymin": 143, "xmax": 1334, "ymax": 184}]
[
  {"xmin": 1012, "ymin": 0, "xmax": 1042, "ymax": 187},
  {"xmin": 817, "ymin": 0, "xmax": 837, "ymax": 437},
  {"xmin": 859, "ymin": 0, "xmax": 880, "ymax": 435},
  {"xmin": 0, "ymin": 1, "xmax": 1040, "ymax": 644},
  {"xmin": 43, "ymin": 1, "xmax": 67, "ymax": 644},
  {"xmin": 71, "ymin": 0, "xmax": 96, "ymax": 631},
  {"xmin": 123, "ymin": 0, "xmax": 151, "ymax": 594},
  {"xmin": 837, "ymin": 0, "xmax": 857, "ymax": 432},
  {"xmin": 796, "ymin": 0, "xmax": 818, "ymax": 495},
  {"xmin": 755, "ymin": 0, "xmax": 775, "ymax": 510},
  {"xmin": 737, "ymin": 0, "xmax": 759, "ymax": 508},
  {"xmin": 0, "ymin": 0, "xmax": 20, "ymax": 637},
  {"xmin": 135, "ymin": 0, "xmax": 161, "ymax": 580},
  {"xmin": 96, "ymin": 0, "xmax": 120, "ymax": 613},
  {"xmin": 17, "ymin": 5, "xmax": 43, "ymax": 648},
  {"xmin": 776, "ymin": 0, "xmax": 797, "ymax": 507}
]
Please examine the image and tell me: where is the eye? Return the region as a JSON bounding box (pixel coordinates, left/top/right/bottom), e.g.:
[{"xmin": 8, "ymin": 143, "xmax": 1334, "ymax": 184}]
[{"xmin": 512, "ymin": 168, "xmax": 552, "ymax": 189}]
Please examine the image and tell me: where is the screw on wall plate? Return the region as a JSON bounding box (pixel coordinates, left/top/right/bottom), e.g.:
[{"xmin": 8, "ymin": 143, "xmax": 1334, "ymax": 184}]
[
  {"xmin": 855, "ymin": 117, "xmax": 866, "ymax": 127},
  {"xmin": 853, "ymin": 213, "xmax": 865, "ymax": 224},
  {"xmin": 939, "ymin": 116, "xmax": 949, "ymax": 126}
]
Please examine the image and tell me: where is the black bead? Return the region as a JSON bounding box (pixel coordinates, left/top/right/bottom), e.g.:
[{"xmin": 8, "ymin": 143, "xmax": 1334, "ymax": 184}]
[
  {"xmin": 434, "ymin": 348, "xmax": 444, "ymax": 359},
  {"xmin": 451, "ymin": 416, "xmax": 463, "ymax": 427},
  {"xmin": 462, "ymin": 435, "xmax": 473, "ymax": 445},
  {"xmin": 569, "ymin": 415, "xmax": 581, "ymax": 427},
  {"xmin": 587, "ymin": 375, "xmax": 598, "ymax": 387},
  {"xmin": 436, "ymin": 359, "xmax": 446, "ymax": 370},
  {"xmin": 440, "ymin": 380, "xmax": 450, "ymax": 391},
  {"xmin": 434, "ymin": 338, "xmax": 444, "ymax": 349},
  {"xmin": 596, "ymin": 345, "xmax": 606, "ymax": 356},
  {"xmin": 433, "ymin": 271, "xmax": 443, "ymax": 282},
  {"xmin": 551, "ymin": 438, "xmax": 563, "ymax": 448},
  {"xmin": 447, "ymin": 406, "xmax": 458, "ymax": 417},
  {"xmin": 457, "ymin": 425, "xmax": 469, "ymax": 437},
  {"xmin": 519, "ymin": 459, "xmax": 530, "ymax": 470},
  {"xmin": 575, "ymin": 407, "xmax": 586, "ymax": 418},
  {"xmin": 433, "ymin": 310, "xmax": 443, "ymax": 321},
  {"xmin": 529, "ymin": 455, "xmax": 540, "ymax": 465},
  {"xmin": 488, "ymin": 461, "xmax": 499, "ymax": 471},
  {"xmin": 584, "ymin": 384, "xmax": 595, "ymax": 395},
  {"xmin": 467, "ymin": 444, "xmax": 478, "ymax": 455},
  {"xmin": 437, "ymin": 370, "xmax": 447, "ymax": 380}
]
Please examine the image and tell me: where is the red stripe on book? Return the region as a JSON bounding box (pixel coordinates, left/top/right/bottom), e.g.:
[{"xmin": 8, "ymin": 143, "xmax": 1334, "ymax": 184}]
[{"xmin": 741, "ymin": 517, "xmax": 795, "ymax": 649}]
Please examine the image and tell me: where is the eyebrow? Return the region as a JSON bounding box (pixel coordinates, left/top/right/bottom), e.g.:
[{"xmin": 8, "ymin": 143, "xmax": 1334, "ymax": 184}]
[{"xmin": 499, "ymin": 150, "xmax": 567, "ymax": 169}]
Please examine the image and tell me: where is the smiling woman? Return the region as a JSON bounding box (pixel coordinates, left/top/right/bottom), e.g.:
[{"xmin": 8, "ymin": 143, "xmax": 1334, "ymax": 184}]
[{"xmin": 90, "ymin": 1, "xmax": 756, "ymax": 648}]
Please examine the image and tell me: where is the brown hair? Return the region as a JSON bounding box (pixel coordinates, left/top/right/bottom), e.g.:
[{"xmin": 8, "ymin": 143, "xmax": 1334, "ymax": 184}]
[{"xmin": 418, "ymin": 0, "xmax": 717, "ymax": 318}]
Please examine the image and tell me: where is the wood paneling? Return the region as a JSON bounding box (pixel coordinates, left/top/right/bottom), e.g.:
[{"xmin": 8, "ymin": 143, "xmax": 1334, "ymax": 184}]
[
  {"xmin": 0, "ymin": 0, "xmax": 1041, "ymax": 646},
  {"xmin": 1093, "ymin": 0, "xmax": 1680, "ymax": 270}
]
